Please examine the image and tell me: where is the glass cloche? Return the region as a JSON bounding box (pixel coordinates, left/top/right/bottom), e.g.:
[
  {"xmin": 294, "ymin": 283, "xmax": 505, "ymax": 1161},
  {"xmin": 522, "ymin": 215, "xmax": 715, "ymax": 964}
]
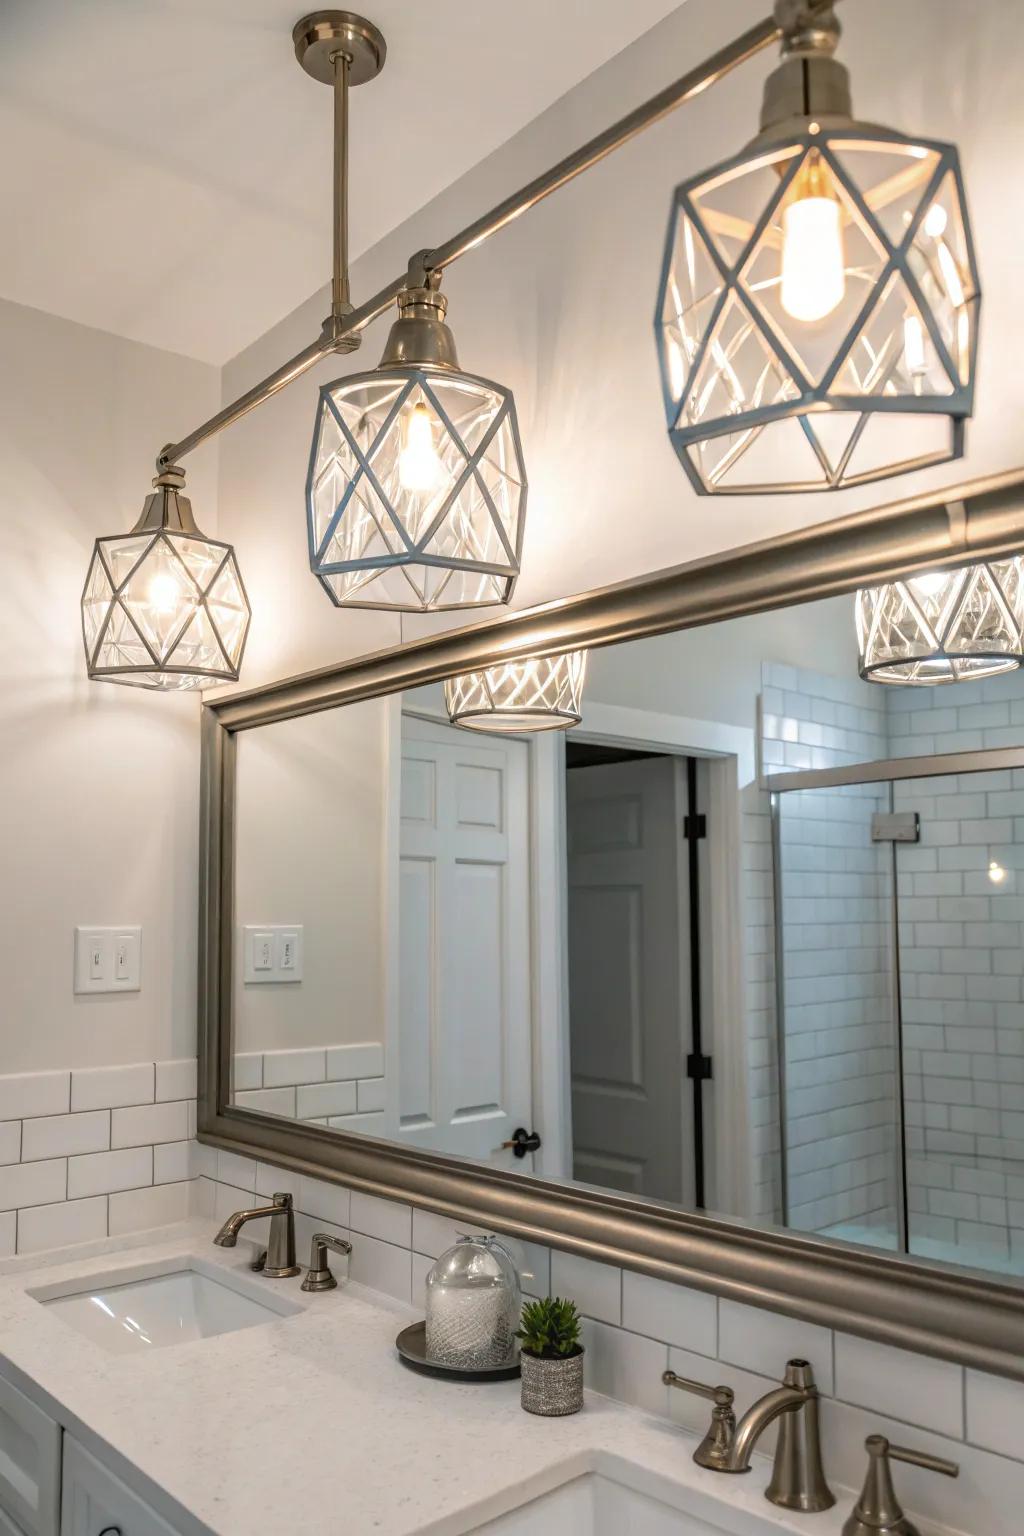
[{"xmin": 424, "ymin": 1235, "xmax": 521, "ymax": 1369}]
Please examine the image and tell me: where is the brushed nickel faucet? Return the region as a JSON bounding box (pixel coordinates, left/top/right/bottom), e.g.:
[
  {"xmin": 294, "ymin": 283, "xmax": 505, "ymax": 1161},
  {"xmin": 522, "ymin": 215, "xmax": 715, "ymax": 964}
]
[
  {"xmin": 663, "ymin": 1357, "xmax": 834, "ymax": 1512},
  {"xmin": 301, "ymin": 1231, "xmax": 353, "ymax": 1291},
  {"xmin": 843, "ymin": 1434, "xmax": 957, "ymax": 1536},
  {"xmin": 213, "ymin": 1191, "xmax": 301, "ymax": 1277}
]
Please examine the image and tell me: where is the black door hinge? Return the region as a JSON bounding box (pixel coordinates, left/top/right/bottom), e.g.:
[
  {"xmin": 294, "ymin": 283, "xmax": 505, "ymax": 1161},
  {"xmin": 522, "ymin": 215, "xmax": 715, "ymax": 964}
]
[
  {"xmin": 686, "ymin": 1053, "xmax": 713, "ymax": 1081},
  {"xmin": 683, "ymin": 813, "xmax": 707, "ymax": 840}
]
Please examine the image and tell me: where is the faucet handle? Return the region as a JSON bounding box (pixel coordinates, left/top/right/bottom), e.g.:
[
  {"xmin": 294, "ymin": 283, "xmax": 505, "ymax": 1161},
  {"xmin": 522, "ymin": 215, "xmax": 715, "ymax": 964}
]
[
  {"xmin": 842, "ymin": 1434, "xmax": 958, "ymax": 1536},
  {"xmin": 301, "ymin": 1231, "xmax": 353, "ymax": 1292},
  {"xmin": 662, "ymin": 1370, "xmax": 736, "ymax": 1469}
]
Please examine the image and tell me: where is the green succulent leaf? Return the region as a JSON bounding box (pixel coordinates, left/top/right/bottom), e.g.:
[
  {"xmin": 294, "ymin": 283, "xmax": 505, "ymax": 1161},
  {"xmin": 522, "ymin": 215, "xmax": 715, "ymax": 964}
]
[{"xmin": 516, "ymin": 1296, "xmax": 582, "ymax": 1358}]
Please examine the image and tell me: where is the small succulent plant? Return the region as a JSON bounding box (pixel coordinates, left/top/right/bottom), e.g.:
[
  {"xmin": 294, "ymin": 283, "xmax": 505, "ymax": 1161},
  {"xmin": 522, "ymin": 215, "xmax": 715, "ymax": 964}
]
[{"xmin": 517, "ymin": 1296, "xmax": 583, "ymax": 1359}]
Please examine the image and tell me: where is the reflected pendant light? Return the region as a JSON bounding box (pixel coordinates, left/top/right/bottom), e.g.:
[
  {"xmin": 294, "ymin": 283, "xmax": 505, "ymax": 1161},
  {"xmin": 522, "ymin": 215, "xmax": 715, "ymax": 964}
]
[
  {"xmin": 444, "ymin": 651, "xmax": 588, "ymax": 733},
  {"xmin": 307, "ymin": 277, "xmax": 527, "ymax": 611},
  {"xmin": 81, "ymin": 468, "xmax": 251, "ymax": 690},
  {"xmin": 857, "ymin": 561, "xmax": 1024, "ymax": 685},
  {"xmin": 655, "ymin": 0, "xmax": 980, "ymax": 494}
]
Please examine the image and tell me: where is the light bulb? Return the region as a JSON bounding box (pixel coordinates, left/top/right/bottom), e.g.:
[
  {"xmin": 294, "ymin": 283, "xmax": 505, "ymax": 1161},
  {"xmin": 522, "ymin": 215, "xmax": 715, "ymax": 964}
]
[
  {"xmin": 923, "ymin": 203, "xmax": 948, "ymax": 239},
  {"xmin": 398, "ymin": 402, "xmax": 441, "ymax": 493},
  {"xmin": 147, "ymin": 571, "xmax": 185, "ymax": 615},
  {"xmin": 780, "ymin": 156, "xmax": 845, "ymax": 323},
  {"xmin": 903, "ymin": 312, "xmax": 927, "ymax": 381},
  {"xmin": 989, "ymin": 860, "xmax": 1008, "ymax": 886}
]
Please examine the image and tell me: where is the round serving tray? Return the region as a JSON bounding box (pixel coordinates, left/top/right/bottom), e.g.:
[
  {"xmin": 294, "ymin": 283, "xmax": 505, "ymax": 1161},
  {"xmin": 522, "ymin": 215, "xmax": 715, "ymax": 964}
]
[{"xmin": 395, "ymin": 1321, "xmax": 521, "ymax": 1382}]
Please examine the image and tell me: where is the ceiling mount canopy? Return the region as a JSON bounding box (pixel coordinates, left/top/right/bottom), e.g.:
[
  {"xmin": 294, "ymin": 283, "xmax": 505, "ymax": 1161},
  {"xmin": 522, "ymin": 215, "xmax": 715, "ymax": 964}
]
[
  {"xmin": 81, "ymin": 469, "xmax": 251, "ymax": 690},
  {"xmin": 655, "ymin": 0, "xmax": 981, "ymax": 495}
]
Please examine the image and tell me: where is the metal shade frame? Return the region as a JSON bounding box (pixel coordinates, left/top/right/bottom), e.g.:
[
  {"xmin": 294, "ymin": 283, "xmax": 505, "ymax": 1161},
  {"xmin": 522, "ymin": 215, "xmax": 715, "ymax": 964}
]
[
  {"xmin": 82, "ymin": 528, "xmax": 252, "ymax": 690},
  {"xmin": 306, "ymin": 365, "xmax": 527, "ymax": 611},
  {"xmin": 857, "ymin": 559, "xmax": 1024, "ymax": 685},
  {"xmin": 656, "ymin": 126, "xmax": 981, "ymax": 495},
  {"xmin": 200, "ymin": 466, "xmax": 1024, "ymax": 1383},
  {"xmin": 445, "ymin": 651, "xmax": 588, "ymax": 733}
]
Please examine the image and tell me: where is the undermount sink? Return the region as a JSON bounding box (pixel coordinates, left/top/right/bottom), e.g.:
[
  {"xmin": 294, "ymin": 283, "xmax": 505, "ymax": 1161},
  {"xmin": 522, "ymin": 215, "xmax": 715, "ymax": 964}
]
[{"xmin": 28, "ymin": 1256, "xmax": 301, "ymax": 1353}]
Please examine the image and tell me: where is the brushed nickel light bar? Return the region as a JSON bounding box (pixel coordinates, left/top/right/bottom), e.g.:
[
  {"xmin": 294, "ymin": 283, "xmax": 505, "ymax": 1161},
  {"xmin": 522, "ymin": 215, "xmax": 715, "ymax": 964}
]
[{"xmin": 155, "ymin": 4, "xmax": 801, "ymax": 474}]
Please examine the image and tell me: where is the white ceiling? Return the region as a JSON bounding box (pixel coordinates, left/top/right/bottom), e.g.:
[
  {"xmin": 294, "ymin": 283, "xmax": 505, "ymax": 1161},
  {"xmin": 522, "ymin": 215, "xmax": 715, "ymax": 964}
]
[{"xmin": 0, "ymin": 0, "xmax": 682, "ymax": 365}]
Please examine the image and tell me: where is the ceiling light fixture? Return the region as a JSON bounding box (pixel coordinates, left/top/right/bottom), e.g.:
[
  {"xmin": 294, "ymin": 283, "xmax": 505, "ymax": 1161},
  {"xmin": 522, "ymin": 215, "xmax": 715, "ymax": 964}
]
[
  {"xmin": 307, "ymin": 269, "xmax": 527, "ymax": 610},
  {"xmin": 856, "ymin": 561, "xmax": 1024, "ymax": 685},
  {"xmin": 444, "ymin": 652, "xmax": 588, "ymax": 733},
  {"xmin": 656, "ymin": 0, "xmax": 980, "ymax": 494},
  {"xmin": 81, "ymin": 469, "xmax": 251, "ymax": 690}
]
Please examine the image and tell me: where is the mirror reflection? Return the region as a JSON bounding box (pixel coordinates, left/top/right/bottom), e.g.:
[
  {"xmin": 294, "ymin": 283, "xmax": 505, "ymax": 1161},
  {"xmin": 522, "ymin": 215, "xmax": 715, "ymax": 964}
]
[{"xmin": 231, "ymin": 585, "xmax": 1024, "ymax": 1281}]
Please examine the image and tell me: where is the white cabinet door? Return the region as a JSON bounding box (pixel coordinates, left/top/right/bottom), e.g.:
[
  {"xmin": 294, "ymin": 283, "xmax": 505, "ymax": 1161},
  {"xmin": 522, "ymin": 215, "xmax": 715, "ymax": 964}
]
[
  {"xmin": 0, "ymin": 1372, "xmax": 60, "ymax": 1536},
  {"xmin": 396, "ymin": 715, "xmax": 532, "ymax": 1166},
  {"xmin": 60, "ymin": 1440, "xmax": 177, "ymax": 1536}
]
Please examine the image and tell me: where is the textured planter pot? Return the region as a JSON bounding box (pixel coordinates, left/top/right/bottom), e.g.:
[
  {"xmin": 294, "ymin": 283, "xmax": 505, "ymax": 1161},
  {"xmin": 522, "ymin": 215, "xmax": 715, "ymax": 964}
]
[{"xmin": 520, "ymin": 1348, "xmax": 585, "ymax": 1416}]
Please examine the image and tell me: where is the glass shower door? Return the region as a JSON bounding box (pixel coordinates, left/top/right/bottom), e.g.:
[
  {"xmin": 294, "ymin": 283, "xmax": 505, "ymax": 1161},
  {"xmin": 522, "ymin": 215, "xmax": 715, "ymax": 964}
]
[{"xmin": 893, "ymin": 768, "xmax": 1024, "ymax": 1275}]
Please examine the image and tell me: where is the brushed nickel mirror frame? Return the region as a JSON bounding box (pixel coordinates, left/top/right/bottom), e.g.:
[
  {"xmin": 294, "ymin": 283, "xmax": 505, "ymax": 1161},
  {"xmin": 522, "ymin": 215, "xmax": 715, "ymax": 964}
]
[{"xmin": 199, "ymin": 466, "xmax": 1024, "ymax": 1381}]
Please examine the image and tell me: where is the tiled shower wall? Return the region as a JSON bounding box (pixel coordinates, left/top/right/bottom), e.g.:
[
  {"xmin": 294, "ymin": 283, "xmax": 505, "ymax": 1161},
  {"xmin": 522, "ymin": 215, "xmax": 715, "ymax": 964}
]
[{"xmin": 232, "ymin": 1043, "xmax": 386, "ymax": 1134}]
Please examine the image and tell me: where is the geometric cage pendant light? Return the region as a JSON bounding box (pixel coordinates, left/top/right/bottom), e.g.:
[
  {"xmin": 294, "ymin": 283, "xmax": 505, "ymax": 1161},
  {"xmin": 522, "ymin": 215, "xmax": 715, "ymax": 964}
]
[
  {"xmin": 655, "ymin": 1, "xmax": 981, "ymax": 495},
  {"xmin": 307, "ymin": 274, "xmax": 527, "ymax": 612},
  {"xmin": 444, "ymin": 650, "xmax": 588, "ymax": 732},
  {"xmin": 81, "ymin": 468, "xmax": 251, "ymax": 691},
  {"xmin": 857, "ymin": 561, "xmax": 1024, "ymax": 686}
]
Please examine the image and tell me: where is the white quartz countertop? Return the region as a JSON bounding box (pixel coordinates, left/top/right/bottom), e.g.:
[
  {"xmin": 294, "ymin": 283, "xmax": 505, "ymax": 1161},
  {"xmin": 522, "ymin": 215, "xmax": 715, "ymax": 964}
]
[{"xmin": 0, "ymin": 1221, "xmax": 862, "ymax": 1536}]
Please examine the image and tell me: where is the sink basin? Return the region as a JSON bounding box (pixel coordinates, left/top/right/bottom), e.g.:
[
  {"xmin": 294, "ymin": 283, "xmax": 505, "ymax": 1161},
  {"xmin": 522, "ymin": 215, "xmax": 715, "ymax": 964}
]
[{"xmin": 28, "ymin": 1256, "xmax": 301, "ymax": 1353}]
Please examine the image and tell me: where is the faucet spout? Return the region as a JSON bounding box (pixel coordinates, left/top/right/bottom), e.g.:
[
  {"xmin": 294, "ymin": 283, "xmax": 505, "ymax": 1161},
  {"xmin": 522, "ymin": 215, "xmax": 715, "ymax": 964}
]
[
  {"xmin": 212, "ymin": 1191, "xmax": 301, "ymax": 1278},
  {"xmin": 728, "ymin": 1381, "xmax": 810, "ymax": 1471}
]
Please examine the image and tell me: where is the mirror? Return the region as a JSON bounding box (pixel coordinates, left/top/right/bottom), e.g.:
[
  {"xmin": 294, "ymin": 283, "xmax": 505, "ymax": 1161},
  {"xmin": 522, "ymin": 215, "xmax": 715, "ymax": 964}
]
[{"xmin": 229, "ymin": 585, "xmax": 1024, "ymax": 1284}]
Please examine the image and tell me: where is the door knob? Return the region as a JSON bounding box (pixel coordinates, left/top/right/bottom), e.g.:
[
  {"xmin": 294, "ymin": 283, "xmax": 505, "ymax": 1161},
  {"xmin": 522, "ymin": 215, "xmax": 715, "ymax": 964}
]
[{"xmin": 502, "ymin": 1127, "xmax": 541, "ymax": 1158}]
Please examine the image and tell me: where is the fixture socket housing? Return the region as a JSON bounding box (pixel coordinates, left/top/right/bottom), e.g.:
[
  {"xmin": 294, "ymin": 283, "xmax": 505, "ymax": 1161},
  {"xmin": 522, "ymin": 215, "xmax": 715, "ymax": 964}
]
[
  {"xmin": 82, "ymin": 469, "xmax": 251, "ymax": 690},
  {"xmin": 655, "ymin": 1, "xmax": 981, "ymax": 494}
]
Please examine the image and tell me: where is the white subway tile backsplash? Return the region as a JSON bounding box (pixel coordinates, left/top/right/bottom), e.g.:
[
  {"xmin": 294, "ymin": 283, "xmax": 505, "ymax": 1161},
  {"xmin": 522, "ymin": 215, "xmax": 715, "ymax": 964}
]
[
  {"xmin": 216, "ymin": 1150, "xmax": 257, "ymax": 1191},
  {"xmin": 21, "ymin": 1111, "xmax": 108, "ymax": 1162},
  {"xmin": 0, "ymin": 1072, "xmax": 69, "ymax": 1121},
  {"xmin": 348, "ymin": 1231, "xmax": 411, "ymax": 1302},
  {"xmin": 296, "ymin": 1081, "xmax": 357, "ymax": 1119},
  {"xmin": 298, "ymin": 1175, "xmax": 351, "ymax": 1230},
  {"xmin": 153, "ymin": 1141, "xmax": 191, "ymax": 1185},
  {"xmin": 834, "ymin": 1332, "xmax": 963, "ymax": 1438},
  {"xmin": 0, "ymin": 1212, "xmax": 14, "ymax": 1258},
  {"xmin": 111, "ymin": 1100, "xmax": 189, "ymax": 1148},
  {"xmin": 582, "ymin": 1319, "xmax": 668, "ymax": 1416},
  {"xmin": 68, "ymin": 1146, "xmax": 152, "ymax": 1198},
  {"xmin": 109, "ymin": 1181, "xmax": 190, "ymax": 1236},
  {"xmin": 0, "ymin": 1158, "xmax": 66, "ymax": 1211},
  {"xmin": 235, "ymin": 1087, "xmax": 297, "ymax": 1116},
  {"xmin": 72, "ymin": 1063, "xmax": 154, "ymax": 1112},
  {"xmin": 326, "ymin": 1043, "xmax": 385, "ymax": 1080},
  {"xmin": 262, "ymin": 1049, "xmax": 326, "ymax": 1088},
  {"xmin": 718, "ymin": 1299, "xmax": 834, "ymax": 1394},
  {"xmin": 350, "ymin": 1190, "xmax": 411, "ymax": 1248},
  {"xmin": 550, "ymin": 1251, "xmax": 621, "ymax": 1327},
  {"xmin": 233, "ymin": 1054, "xmax": 263, "ymax": 1091},
  {"xmin": 0, "ymin": 1124, "xmax": 20, "ymax": 1166},
  {"xmin": 621, "ymin": 1270, "xmax": 717, "ymax": 1354},
  {"xmin": 155, "ymin": 1058, "xmax": 198, "ymax": 1102},
  {"xmin": 965, "ymin": 1369, "xmax": 1023, "ymax": 1460},
  {"xmin": 356, "ymin": 1078, "xmax": 385, "ymax": 1113},
  {"xmin": 17, "ymin": 1197, "xmax": 107, "ymax": 1254}
]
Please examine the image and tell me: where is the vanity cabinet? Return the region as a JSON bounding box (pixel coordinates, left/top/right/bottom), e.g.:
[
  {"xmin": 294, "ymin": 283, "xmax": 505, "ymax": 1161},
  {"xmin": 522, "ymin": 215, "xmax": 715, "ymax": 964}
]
[
  {"xmin": 0, "ymin": 1374, "xmax": 61, "ymax": 1536},
  {"xmin": 60, "ymin": 1440, "xmax": 177, "ymax": 1536}
]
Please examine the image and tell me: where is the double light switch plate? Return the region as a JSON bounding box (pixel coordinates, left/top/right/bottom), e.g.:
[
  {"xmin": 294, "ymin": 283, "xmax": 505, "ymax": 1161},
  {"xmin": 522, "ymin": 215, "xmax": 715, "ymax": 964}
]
[
  {"xmin": 74, "ymin": 926, "xmax": 142, "ymax": 994},
  {"xmin": 243, "ymin": 925, "xmax": 304, "ymax": 983}
]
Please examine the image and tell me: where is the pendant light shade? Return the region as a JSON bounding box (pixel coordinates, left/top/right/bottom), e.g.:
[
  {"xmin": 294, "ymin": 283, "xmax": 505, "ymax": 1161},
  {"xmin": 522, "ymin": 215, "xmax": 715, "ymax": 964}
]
[
  {"xmin": 655, "ymin": 2, "xmax": 980, "ymax": 495},
  {"xmin": 857, "ymin": 561, "xmax": 1024, "ymax": 685},
  {"xmin": 307, "ymin": 282, "xmax": 527, "ymax": 610},
  {"xmin": 81, "ymin": 469, "xmax": 251, "ymax": 690},
  {"xmin": 445, "ymin": 651, "xmax": 588, "ymax": 733}
]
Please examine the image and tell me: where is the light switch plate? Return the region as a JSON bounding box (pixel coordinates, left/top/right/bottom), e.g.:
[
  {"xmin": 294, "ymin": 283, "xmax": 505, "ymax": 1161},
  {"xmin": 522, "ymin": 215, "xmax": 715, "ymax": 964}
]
[
  {"xmin": 74, "ymin": 927, "xmax": 142, "ymax": 994},
  {"xmin": 243, "ymin": 925, "xmax": 303, "ymax": 983}
]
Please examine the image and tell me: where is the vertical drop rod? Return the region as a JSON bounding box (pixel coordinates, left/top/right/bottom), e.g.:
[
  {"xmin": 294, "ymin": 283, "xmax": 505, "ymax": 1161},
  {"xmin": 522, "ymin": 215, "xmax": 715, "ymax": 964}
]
[{"xmin": 332, "ymin": 48, "xmax": 351, "ymax": 316}]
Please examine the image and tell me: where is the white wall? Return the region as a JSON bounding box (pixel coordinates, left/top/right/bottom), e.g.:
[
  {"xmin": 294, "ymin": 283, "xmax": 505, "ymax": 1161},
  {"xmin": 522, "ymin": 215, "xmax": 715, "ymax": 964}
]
[
  {"xmin": 0, "ymin": 296, "xmax": 220, "ymax": 1072},
  {"xmin": 213, "ymin": 0, "xmax": 1024, "ymax": 692}
]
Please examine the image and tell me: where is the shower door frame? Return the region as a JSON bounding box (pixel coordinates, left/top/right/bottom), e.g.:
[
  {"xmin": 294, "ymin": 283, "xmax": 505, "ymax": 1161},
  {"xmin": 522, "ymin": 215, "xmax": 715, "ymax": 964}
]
[{"xmin": 768, "ymin": 743, "xmax": 1024, "ymax": 1259}]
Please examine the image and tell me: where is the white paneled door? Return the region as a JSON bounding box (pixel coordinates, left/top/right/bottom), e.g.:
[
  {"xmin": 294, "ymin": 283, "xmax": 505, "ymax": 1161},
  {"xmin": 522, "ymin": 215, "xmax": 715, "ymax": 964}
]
[
  {"xmin": 395, "ymin": 715, "xmax": 532, "ymax": 1167},
  {"xmin": 566, "ymin": 755, "xmax": 691, "ymax": 1203}
]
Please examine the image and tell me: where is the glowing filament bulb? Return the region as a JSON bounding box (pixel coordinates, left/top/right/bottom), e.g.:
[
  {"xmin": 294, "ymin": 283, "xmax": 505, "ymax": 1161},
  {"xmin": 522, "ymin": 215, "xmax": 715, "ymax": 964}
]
[
  {"xmin": 147, "ymin": 571, "xmax": 185, "ymax": 615},
  {"xmin": 780, "ymin": 154, "xmax": 845, "ymax": 323},
  {"xmin": 398, "ymin": 403, "xmax": 441, "ymax": 493}
]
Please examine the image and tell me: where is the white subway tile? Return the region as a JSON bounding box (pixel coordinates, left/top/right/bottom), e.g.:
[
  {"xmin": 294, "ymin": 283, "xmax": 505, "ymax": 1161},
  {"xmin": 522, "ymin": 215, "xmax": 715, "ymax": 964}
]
[
  {"xmin": 0, "ymin": 1072, "xmax": 69, "ymax": 1120},
  {"xmin": 965, "ymin": 1369, "xmax": 1024, "ymax": 1460},
  {"xmin": 109, "ymin": 1181, "xmax": 190, "ymax": 1235},
  {"xmin": 0, "ymin": 1212, "xmax": 15, "ymax": 1257},
  {"xmin": 71, "ymin": 1063, "xmax": 154, "ymax": 1111},
  {"xmin": 17, "ymin": 1197, "xmax": 107, "ymax": 1254},
  {"xmin": 153, "ymin": 1141, "xmax": 191, "ymax": 1184},
  {"xmin": 718, "ymin": 1299, "xmax": 833, "ymax": 1394},
  {"xmin": 0, "ymin": 1123, "xmax": 20, "ymax": 1166},
  {"xmin": 68, "ymin": 1146, "xmax": 152, "ymax": 1198},
  {"xmin": 21, "ymin": 1111, "xmax": 109, "ymax": 1162},
  {"xmin": 325, "ymin": 1043, "xmax": 384, "ymax": 1081},
  {"xmin": 582, "ymin": 1319, "xmax": 668, "ymax": 1416},
  {"xmin": 298, "ymin": 1175, "xmax": 351, "ymax": 1229},
  {"xmin": 262, "ymin": 1048, "xmax": 326, "ymax": 1088},
  {"xmin": 622, "ymin": 1271, "xmax": 718, "ymax": 1354},
  {"xmin": 254, "ymin": 1162, "xmax": 301, "ymax": 1201},
  {"xmin": 110, "ymin": 1100, "xmax": 189, "ymax": 1148},
  {"xmin": 834, "ymin": 1333, "xmax": 962, "ymax": 1438},
  {"xmin": 155, "ymin": 1058, "xmax": 198, "ymax": 1102},
  {"xmin": 550, "ymin": 1251, "xmax": 621, "ymax": 1327},
  {"xmin": 348, "ymin": 1232, "xmax": 411, "ymax": 1303},
  {"xmin": 411, "ymin": 1250, "xmax": 432, "ymax": 1305},
  {"xmin": 350, "ymin": 1190, "xmax": 411, "ymax": 1247},
  {"xmin": 328, "ymin": 1112, "xmax": 384, "ymax": 1136},
  {"xmin": 232, "ymin": 1054, "xmax": 263, "ymax": 1091},
  {"xmin": 356, "ymin": 1079, "xmax": 385, "ymax": 1113},
  {"xmin": 234, "ymin": 1087, "xmax": 296, "ymax": 1117},
  {"xmin": 296, "ymin": 1081, "xmax": 357, "ymax": 1119},
  {"xmin": 189, "ymin": 1141, "xmax": 217, "ymax": 1179},
  {"xmin": 216, "ymin": 1150, "xmax": 257, "ymax": 1191},
  {"xmin": 0, "ymin": 1158, "xmax": 66, "ymax": 1210}
]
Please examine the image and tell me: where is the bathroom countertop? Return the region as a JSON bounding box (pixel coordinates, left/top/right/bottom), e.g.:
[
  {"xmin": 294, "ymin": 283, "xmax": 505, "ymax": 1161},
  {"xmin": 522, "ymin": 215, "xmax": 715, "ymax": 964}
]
[{"xmin": 0, "ymin": 1220, "xmax": 856, "ymax": 1536}]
